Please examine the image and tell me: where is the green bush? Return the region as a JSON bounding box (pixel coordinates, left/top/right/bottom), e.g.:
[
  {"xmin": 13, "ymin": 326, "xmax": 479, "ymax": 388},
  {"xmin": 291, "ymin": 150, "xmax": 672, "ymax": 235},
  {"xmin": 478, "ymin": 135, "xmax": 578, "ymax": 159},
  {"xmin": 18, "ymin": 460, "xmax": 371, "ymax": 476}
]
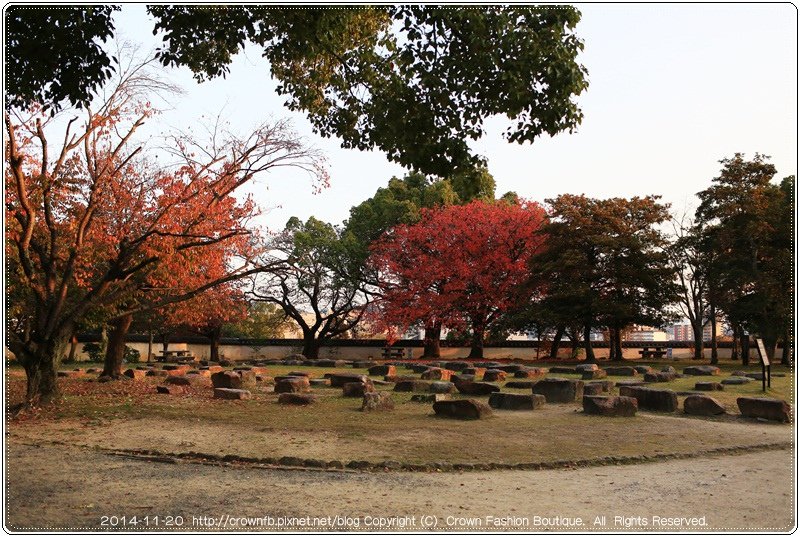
[
  {"xmin": 81, "ymin": 343, "xmax": 140, "ymax": 363},
  {"xmin": 82, "ymin": 342, "xmax": 103, "ymax": 362},
  {"xmin": 124, "ymin": 346, "xmax": 140, "ymax": 364}
]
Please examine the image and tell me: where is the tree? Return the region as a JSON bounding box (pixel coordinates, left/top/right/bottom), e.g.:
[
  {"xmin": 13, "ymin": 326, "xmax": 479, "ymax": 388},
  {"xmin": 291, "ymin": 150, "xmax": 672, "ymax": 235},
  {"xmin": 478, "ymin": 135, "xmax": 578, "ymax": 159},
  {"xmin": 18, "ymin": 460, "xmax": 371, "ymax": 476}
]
[
  {"xmin": 531, "ymin": 195, "xmax": 677, "ymax": 363},
  {"xmin": 8, "ymin": 6, "xmax": 588, "ymax": 177},
  {"xmin": 342, "ymin": 170, "xmax": 466, "ymax": 357},
  {"xmin": 169, "ymin": 285, "xmax": 248, "ymax": 363},
  {"xmin": 225, "ymin": 302, "xmax": 290, "ymax": 339},
  {"xmin": 249, "ymin": 217, "xmax": 367, "ymax": 359},
  {"xmin": 667, "ymin": 214, "xmax": 710, "ymax": 360},
  {"xmin": 5, "ymin": 68, "xmax": 328, "ymax": 404},
  {"xmin": 370, "ymin": 199, "xmax": 548, "ymax": 359},
  {"xmin": 5, "ymin": 6, "xmax": 119, "ymax": 110},
  {"xmin": 695, "ymin": 154, "xmax": 793, "ymax": 361}
]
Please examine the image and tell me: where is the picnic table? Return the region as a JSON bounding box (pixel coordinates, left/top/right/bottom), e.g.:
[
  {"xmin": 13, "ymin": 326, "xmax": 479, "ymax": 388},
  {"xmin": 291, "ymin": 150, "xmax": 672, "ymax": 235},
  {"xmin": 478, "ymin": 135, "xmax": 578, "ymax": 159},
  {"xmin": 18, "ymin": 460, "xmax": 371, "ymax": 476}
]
[
  {"xmin": 382, "ymin": 347, "xmax": 405, "ymax": 360},
  {"xmin": 639, "ymin": 346, "xmax": 667, "ymax": 359},
  {"xmin": 156, "ymin": 350, "xmax": 197, "ymax": 362}
]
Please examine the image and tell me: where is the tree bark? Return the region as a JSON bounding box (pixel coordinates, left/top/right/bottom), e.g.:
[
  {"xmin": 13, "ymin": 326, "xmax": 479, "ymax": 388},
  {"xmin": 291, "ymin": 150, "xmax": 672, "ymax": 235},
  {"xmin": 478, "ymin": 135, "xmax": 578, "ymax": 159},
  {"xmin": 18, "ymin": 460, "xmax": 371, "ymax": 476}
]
[
  {"xmin": 583, "ymin": 323, "xmax": 596, "ymax": 363},
  {"xmin": 731, "ymin": 324, "xmax": 739, "ymax": 360},
  {"xmin": 741, "ymin": 334, "xmax": 750, "ymax": 366},
  {"xmin": 612, "ymin": 327, "xmax": 624, "ymax": 361},
  {"xmin": 607, "ymin": 328, "xmax": 616, "ymax": 361},
  {"xmin": 17, "ymin": 334, "xmax": 69, "ymax": 406},
  {"xmin": 421, "ymin": 322, "xmax": 442, "ymax": 358},
  {"xmin": 781, "ymin": 330, "xmax": 790, "ymax": 366},
  {"xmin": 209, "ymin": 325, "xmax": 222, "ymax": 362},
  {"xmin": 102, "ymin": 313, "xmax": 133, "ymax": 378},
  {"xmin": 302, "ymin": 334, "xmax": 320, "ymax": 359},
  {"xmin": 467, "ymin": 321, "xmax": 485, "ymax": 360},
  {"xmin": 709, "ymin": 302, "xmax": 718, "ymax": 364},
  {"xmin": 763, "ymin": 336, "xmax": 777, "ymax": 361},
  {"xmin": 66, "ymin": 334, "xmax": 79, "ymax": 363},
  {"xmin": 691, "ymin": 319, "xmax": 704, "ymax": 360},
  {"xmin": 549, "ymin": 324, "xmax": 565, "ymax": 360},
  {"xmin": 569, "ymin": 331, "xmax": 580, "ymax": 359},
  {"xmin": 99, "ymin": 325, "xmax": 109, "ymax": 358},
  {"xmin": 147, "ymin": 330, "xmax": 153, "ymax": 363}
]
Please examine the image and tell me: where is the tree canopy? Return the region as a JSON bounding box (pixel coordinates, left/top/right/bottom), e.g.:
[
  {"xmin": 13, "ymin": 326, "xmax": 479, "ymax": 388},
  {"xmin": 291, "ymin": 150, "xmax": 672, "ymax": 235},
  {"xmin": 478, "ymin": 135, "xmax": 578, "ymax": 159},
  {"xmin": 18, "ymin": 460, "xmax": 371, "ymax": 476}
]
[
  {"xmin": 530, "ymin": 195, "xmax": 678, "ymax": 362},
  {"xmin": 369, "ymin": 199, "xmax": 548, "ymax": 358},
  {"xmin": 5, "ymin": 6, "xmax": 119, "ymax": 110},
  {"xmin": 695, "ymin": 154, "xmax": 793, "ymax": 360},
  {"xmin": 249, "ymin": 216, "xmax": 367, "ymax": 358},
  {"xmin": 7, "ymin": 6, "xmax": 588, "ymax": 177},
  {"xmin": 5, "ymin": 65, "xmax": 326, "ymax": 403}
]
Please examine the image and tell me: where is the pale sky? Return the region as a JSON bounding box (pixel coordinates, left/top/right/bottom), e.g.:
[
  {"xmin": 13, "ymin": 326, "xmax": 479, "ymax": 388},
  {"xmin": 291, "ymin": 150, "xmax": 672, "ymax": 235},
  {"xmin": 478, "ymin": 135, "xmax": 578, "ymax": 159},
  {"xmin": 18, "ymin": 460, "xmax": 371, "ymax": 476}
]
[{"xmin": 113, "ymin": 4, "xmax": 798, "ymax": 231}]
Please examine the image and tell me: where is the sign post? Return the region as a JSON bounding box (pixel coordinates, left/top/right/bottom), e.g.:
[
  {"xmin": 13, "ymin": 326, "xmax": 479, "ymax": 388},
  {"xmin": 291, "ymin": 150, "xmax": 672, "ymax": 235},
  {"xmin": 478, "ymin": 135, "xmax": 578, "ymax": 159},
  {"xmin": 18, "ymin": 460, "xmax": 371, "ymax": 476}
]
[{"xmin": 755, "ymin": 338, "xmax": 771, "ymax": 391}]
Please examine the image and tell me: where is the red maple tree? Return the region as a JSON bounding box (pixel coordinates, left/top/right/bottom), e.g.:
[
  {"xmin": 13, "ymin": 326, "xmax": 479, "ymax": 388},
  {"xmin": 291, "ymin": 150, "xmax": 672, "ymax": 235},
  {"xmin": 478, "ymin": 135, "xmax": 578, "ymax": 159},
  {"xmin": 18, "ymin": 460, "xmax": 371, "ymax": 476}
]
[
  {"xmin": 369, "ymin": 199, "xmax": 548, "ymax": 358},
  {"xmin": 6, "ymin": 66, "xmax": 327, "ymax": 404}
]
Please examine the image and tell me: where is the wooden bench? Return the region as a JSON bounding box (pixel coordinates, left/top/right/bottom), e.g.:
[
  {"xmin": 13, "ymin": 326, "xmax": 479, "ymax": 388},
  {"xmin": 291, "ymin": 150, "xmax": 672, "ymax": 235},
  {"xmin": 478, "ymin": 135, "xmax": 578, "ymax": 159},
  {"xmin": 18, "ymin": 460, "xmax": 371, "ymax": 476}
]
[
  {"xmin": 382, "ymin": 347, "xmax": 405, "ymax": 360},
  {"xmin": 639, "ymin": 347, "xmax": 667, "ymax": 359},
  {"xmin": 157, "ymin": 350, "xmax": 197, "ymax": 363}
]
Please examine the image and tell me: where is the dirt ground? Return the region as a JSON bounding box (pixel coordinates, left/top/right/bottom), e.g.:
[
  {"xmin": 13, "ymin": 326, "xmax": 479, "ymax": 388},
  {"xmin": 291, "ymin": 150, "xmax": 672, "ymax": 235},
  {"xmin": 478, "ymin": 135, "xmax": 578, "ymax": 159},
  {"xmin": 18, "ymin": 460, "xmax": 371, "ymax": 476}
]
[{"xmin": 4, "ymin": 439, "xmax": 795, "ymax": 533}]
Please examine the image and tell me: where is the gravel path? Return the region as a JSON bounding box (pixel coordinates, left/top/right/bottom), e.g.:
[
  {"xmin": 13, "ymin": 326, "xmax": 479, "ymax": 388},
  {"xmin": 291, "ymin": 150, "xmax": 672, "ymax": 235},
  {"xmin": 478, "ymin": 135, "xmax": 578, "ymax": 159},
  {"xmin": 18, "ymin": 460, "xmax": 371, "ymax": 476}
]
[{"xmin": 5, "ymin": 440, "xmax": 795, "ymax": 532}]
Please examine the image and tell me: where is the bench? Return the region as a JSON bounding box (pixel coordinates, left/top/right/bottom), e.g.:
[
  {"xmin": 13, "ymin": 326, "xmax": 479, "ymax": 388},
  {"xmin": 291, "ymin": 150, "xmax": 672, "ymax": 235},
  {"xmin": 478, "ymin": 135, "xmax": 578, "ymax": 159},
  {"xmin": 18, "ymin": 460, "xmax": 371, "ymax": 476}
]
[
  {"xmin": 382, "ymin": 347, "xmax": 405, "ymax": 360},
  {"xmin": 156, "ymin": 350, "xmax": 197, "ymax": 363},
  {"xmin": 639, "ymin": 347, "xmax": 667, "ymax": 359}
]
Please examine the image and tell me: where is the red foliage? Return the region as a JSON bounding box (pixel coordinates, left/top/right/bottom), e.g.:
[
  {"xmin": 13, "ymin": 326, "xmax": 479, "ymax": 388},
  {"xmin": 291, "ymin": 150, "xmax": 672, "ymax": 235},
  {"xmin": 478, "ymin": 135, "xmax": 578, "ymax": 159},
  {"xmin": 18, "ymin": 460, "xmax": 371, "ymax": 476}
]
[
  {"xmin": 6, "ymin": 77, "xmax": 328, "ymax": 402},
  {"xmin": 369, "ymin": 199, "xmax": 548, "ymax": 343}
]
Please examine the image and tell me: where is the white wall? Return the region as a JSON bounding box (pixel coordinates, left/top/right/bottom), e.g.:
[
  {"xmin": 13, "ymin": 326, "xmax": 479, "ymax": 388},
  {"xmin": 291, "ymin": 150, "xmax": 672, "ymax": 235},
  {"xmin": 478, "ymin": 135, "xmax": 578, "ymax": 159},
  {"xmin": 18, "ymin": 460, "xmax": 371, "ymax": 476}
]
[{"xmin": 61, "ymin": 341, "xmax": 751, "ymax": 362}]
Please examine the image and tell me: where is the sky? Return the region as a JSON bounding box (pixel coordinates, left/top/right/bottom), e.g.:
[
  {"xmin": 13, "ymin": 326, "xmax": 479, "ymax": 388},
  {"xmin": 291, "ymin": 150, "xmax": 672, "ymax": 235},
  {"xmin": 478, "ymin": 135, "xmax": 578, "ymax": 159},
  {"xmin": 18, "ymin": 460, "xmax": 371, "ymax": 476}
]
[{"xmin": 112, "ymin": 4, "xmax": 798, "ymax": 232}]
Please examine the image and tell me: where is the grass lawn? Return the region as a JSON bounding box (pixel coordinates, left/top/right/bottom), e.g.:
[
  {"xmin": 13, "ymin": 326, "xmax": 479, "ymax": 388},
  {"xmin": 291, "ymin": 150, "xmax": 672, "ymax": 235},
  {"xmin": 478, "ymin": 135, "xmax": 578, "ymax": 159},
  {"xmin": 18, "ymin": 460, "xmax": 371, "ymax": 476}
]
[{"xmin": 6, "ymin": 358, "xmax": 793, "ymax": 466}]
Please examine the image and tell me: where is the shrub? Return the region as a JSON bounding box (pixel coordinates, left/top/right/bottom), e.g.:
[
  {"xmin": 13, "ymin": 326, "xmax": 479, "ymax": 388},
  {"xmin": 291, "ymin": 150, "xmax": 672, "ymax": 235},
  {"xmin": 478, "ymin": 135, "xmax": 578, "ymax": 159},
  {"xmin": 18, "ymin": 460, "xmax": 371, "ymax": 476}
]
[
  {"xmin": 124, "ymin": 346, "xmax": 140, "ymax": 364},
  {"xmin": 82, "ymin": 342, "xmax": 103, "ymax": 362}
]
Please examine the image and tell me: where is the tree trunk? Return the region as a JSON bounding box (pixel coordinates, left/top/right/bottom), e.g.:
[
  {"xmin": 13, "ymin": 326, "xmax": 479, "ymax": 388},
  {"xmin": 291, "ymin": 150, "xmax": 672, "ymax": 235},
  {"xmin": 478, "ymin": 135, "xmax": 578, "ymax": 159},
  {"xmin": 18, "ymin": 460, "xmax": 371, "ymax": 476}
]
[
  {"xmin": 731, "ymin": 324, "xmax": 739, "ymax": 360},
  {"xmin": 709, "ymin": 302, "xmax": 718, "ymax": 364},
  {"xmin": 583, "ymin": 323, "xmax": 596, "ymax": 363},
  {"xmin": 612, "ymin": 327, "xmax": 624, "ymax": 361},
  {"xmin": 741, "ymin": 334, "xmax": 750, "ymax": 366},
  {"xmin": 66, "ymin": 334, "xmax": 79, "ymax": 363},
  {"xmin": 99, "ymin": 325, "xmax": 109, "ymax": 357},
  {"xmin": 209, "ymin": 325, "xmax": 222, "ymax": 362},
  {"xmin": 302, "ymin": 334, "xmax": 320, "ymax": 359},
  {"xmin": 570, "ymin": 331, "xmax": 580, "ymax": 359},
  {"xmin": 781, "ymin": 330, "xmax": 790, "ymax": 366},
  {"xmin": 467, "ymin": 321, "xmax": 485, "ymax": 360},
  {"xmin": 161, "ymin": 332, "xmax": 170, "ymax": 354},
  {"xmin": 147, "ymin": 330, "xmax": 153, "ymax": 363},
  {"xmin": 102, "ymin": 313, "xmax": 133, "ymax": 378},
  {"xmin": 607, "ymin": 328, "xmax": 616, "ymax": 361},
  {"xmin": 18, "ymin": 334, "xmax": 69, "ymax": 406},
  {"xmin": 763, "ymin": 336, "xmax": 777, "ymax": 361},
  {"xmin": 691, "ymin": 319, "xmax": 704, "ymax": 360},
  {"xmin": 549, "ymin": 325, "xmax": 565, "ymax": 360},
  {"xmin": 421, "ymin": 322, "xmax": 441, "ymax": 358}
]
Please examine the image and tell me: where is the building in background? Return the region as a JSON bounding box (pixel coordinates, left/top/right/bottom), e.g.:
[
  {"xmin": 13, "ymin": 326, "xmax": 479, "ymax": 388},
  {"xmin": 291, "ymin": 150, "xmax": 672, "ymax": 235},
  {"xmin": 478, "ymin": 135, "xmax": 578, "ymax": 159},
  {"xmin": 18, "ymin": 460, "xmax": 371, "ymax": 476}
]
[
  {"xmin": 625, "ymin": 326, "xmax": 670, "ymax": 342},
  {"xmin": 670, "ymin": 321, "xmax": 725, "ymax": 341}
]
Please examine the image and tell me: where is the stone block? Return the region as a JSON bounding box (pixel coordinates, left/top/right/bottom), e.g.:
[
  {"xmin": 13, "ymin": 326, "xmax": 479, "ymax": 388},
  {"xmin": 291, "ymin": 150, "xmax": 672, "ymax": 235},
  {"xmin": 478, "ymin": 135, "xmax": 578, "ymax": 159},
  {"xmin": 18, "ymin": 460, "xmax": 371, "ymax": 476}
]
[
  {"xmin": 482, "ymin": 369, "xmax": 507, "ymax": 382},
  {"xmin": 618, "ymin": 386, "xmax": 678, "ymax": 412},
  {"xmin": 737, "ymin": 397, "xmax": 792, "ymax": 422},
  {"xmin": 213, "ymin": 388, "xmax": 251, "ymax": 400},
  {"xmin": 583, "ymin": 395, "xmax": 638, "ymax": 417},
  {"xmin": 278, "ymin": 393, "xmax": 317, "ymax": 405},
  {"xmin": 488, "ymin": 392, "xmax": 546, "ymax": 410},
  {"xmin": 531, "ymin": 378, "xmax": 584, "ymax": 403},
  {"xmin": 362, "ymin": 392, "xmax": 394, "ymax": 411},
  {"xmin": 684, "ymin": 395, "xmax": 726, "ymax": 416},
  {"xmin": 433, "ymin": 399, "xmax": 493, "ymax": 420},
  {"xmin": 683, "ymin": 365, "xmax": 721, "ymax": 376}
]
